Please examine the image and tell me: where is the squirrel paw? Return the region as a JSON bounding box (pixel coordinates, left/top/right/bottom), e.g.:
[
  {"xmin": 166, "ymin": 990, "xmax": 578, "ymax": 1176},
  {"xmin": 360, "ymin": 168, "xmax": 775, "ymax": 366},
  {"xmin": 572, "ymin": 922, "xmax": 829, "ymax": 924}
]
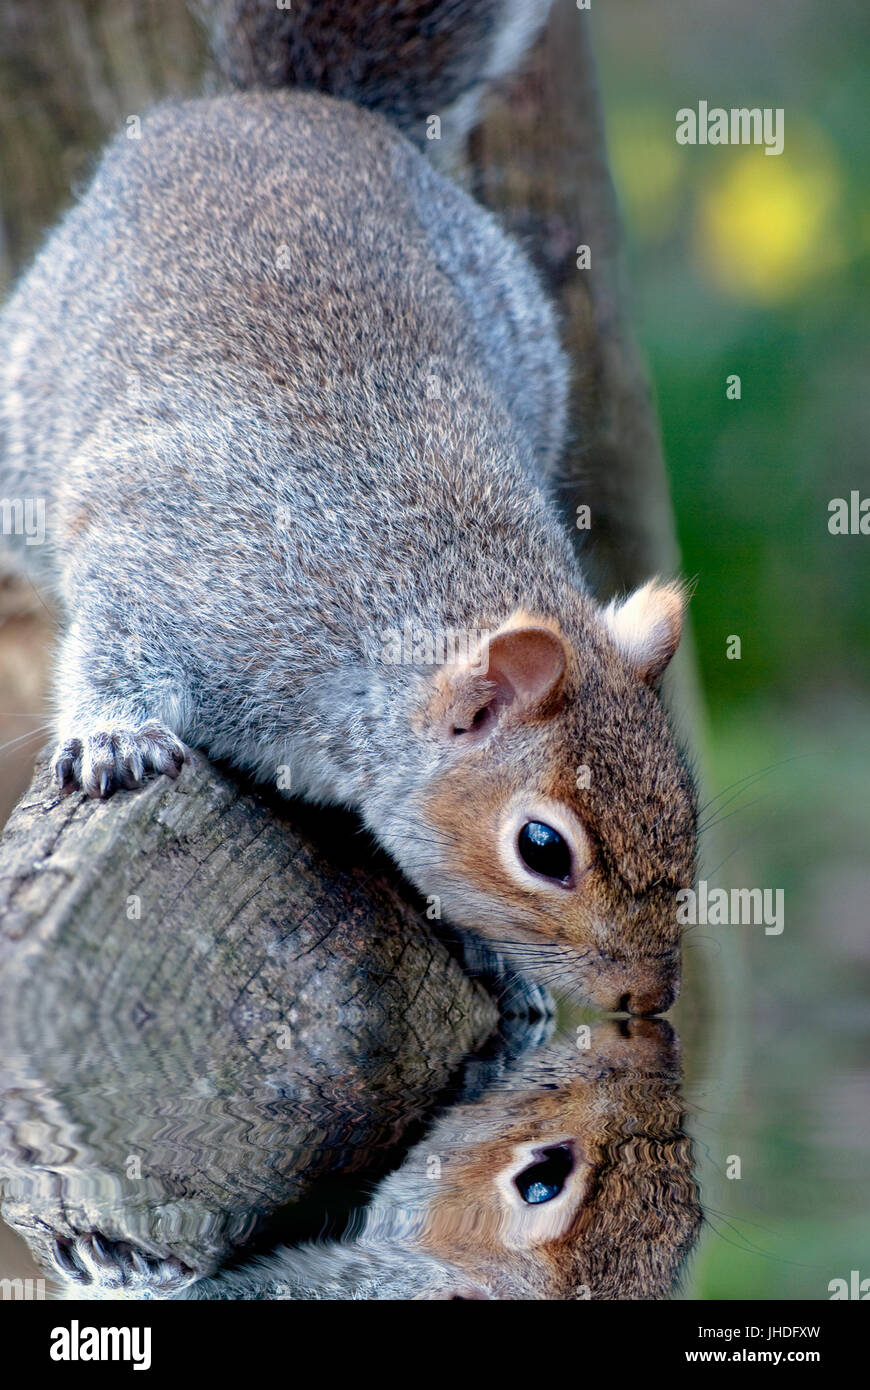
[
  {"xmin": 51, "ymin": 1231, "xmax": 196, "ymax": 1296},
  {"xmin": 51, "ymin": 723, "xmax": 188, "ymax": 799}
]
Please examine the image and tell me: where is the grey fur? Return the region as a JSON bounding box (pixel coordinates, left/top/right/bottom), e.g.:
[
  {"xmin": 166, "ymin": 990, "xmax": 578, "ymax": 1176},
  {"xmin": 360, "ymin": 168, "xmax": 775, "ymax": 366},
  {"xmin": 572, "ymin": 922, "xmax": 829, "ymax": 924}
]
[{"xmin": 47, "ymin": 1025, "xmax": 701, "ymax": 1301}]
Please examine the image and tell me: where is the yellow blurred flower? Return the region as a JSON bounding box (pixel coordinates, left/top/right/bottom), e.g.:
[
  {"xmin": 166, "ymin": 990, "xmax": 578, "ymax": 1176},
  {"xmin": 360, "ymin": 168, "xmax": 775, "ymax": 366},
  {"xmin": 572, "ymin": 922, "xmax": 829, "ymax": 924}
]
[{"xmin": 696, "ymin": 133, "xmax": 845, "ymax": 302}]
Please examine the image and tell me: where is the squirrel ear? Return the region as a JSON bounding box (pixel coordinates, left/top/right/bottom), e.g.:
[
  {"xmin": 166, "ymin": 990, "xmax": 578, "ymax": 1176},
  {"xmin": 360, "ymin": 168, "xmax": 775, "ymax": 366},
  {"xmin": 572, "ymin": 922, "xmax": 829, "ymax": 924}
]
[
  {"xmin": 428, "ymin": 619, "xmax": 568, "ymax": 743},
  {"xmin": 484, "ymin": 622, "xmax": 568, "ymax": 709},
  {"xmin": 602, "ymin": 579, "xmax": 686, "ymax": 682}
]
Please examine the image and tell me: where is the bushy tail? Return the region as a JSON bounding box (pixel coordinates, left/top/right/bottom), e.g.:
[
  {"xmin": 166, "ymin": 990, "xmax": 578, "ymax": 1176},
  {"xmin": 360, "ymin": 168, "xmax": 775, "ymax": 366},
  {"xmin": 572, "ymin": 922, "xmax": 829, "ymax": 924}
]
[{"xmin": 196, "ymin": 0, "xmax": 552, "ymax": 149}]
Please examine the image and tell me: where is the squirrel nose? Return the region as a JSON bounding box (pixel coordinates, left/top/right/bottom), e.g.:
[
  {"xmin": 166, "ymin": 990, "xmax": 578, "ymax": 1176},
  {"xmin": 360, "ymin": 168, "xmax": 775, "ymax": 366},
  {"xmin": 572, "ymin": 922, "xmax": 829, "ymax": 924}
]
[
  {"xmin": 586, "ymin": 953, "xmax": 680, "ymax": 1016},
  {"xmin": 618, "ymin": 977, "xmax": 678, "ymax": 1017}
]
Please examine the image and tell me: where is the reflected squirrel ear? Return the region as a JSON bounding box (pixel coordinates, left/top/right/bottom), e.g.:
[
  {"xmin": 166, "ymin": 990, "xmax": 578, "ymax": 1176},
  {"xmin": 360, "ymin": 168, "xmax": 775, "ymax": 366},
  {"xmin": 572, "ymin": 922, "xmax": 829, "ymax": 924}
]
[
  {"xmin": 602, "ymin": 579, "xmax": 686, "ymax": 682},
  {"xmin": 425, "ymin": 616, "xmax": 569, "ymax": 742}
]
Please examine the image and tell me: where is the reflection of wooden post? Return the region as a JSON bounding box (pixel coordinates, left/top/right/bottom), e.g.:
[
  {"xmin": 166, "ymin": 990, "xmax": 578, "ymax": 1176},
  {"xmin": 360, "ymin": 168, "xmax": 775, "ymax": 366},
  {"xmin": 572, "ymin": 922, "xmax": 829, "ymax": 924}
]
[{"xmin": 0, "ymin": 760, "xmax": 497, "ymax": 1284}]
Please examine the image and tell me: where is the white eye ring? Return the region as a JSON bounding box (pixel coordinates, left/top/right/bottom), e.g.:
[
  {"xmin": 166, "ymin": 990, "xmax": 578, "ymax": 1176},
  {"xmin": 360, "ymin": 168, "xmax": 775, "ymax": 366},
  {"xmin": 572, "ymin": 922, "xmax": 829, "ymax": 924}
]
[
  {"xmin": 497, "ymin": 798, "xmax": 592, "ymax": 894},
  {"xmin": 496, "ymin": 1138, "xmax": 592, "ymax": 1247}
]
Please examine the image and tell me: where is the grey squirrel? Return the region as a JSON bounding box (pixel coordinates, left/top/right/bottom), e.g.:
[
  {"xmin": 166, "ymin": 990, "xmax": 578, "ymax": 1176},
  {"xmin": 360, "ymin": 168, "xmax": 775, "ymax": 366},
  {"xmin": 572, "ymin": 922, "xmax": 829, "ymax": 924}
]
[{"xmin": 0, "ymin": 0, "xmax": 696, "ymax": 1012}]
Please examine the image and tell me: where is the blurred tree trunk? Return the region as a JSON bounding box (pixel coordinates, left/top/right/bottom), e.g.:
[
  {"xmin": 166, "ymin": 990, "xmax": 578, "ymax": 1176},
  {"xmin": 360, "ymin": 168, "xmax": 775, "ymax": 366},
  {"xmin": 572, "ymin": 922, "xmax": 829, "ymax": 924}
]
[
  {"xmin": 469, "ymin": 0, "xmax": 702, "ymax": 736},
  {"xmin": 0, "ymin": 0, "xmax": 207, "ymax": 293}
]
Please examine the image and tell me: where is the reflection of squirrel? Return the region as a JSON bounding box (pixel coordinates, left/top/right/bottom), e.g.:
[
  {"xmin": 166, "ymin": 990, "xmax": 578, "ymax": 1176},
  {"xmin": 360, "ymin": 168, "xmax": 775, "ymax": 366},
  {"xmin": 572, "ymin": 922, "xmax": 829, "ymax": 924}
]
[
  {"xmin": 0, "ymin": 0, "xmax": 696, "ymax": 1009},
  {"xmin": 178, "ymin": 1019, "xmax": 700, "ymax": 1300},
  {"xmin": 46, "ymin": 1020, "xmax": 699, "ymax": 1300}
]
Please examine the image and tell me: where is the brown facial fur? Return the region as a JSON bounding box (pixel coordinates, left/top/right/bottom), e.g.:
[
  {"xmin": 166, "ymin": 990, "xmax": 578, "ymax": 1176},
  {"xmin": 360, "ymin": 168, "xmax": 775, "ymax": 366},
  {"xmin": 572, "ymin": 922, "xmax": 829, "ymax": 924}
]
[
  {"xmin": 421, "ymin": 612, "xmax": 696, "ymax": 1011},
  {"xmin": 417, "ymin": 1021, "xmax": 701, "ymax": 1299}
]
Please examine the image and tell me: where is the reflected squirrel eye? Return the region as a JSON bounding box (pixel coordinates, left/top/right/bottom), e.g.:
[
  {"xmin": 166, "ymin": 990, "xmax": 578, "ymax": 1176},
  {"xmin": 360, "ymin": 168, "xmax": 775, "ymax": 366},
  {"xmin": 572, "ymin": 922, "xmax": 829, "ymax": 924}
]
[
  {"xmin": 517, "ymin": 821, "xmax": 572, "ymax": 883},
  {"xmin": 515, "ymin": 1146, "xmax": 574, "ymax": 1205}
]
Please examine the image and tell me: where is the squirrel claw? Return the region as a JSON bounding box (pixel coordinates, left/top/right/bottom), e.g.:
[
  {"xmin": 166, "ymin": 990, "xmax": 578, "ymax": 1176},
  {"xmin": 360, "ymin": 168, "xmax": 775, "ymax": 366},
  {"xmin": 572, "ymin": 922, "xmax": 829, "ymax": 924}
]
[
  {"xmin": 51, "ymin": 724, "xmax": 188, "ymax": 799},
  {"xmin": 49, "ymin": 1231, "xmax": 197, "ymax": 1295}
]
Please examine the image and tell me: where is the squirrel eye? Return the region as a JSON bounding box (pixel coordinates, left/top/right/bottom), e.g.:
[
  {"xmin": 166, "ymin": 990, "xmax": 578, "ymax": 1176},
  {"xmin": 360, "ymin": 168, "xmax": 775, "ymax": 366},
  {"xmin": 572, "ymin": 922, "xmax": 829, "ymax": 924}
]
[
  {"xmin": 515, "ymin": 1146, "xmax": 574, "ymax": 1205},
  {"xmin": 517, "ymin": 821, "xmax": 572, "ymax": 883}
]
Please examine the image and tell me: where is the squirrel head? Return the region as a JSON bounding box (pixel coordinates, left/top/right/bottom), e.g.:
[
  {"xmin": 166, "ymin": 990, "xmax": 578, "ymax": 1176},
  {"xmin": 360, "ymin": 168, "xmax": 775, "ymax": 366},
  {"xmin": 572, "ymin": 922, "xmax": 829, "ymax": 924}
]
[
  {"xmin": 362, "ymin": 1020, "xmax": 700, "ymax": 1299},
  {"xmin": 410, "ymin": 580, "xmax": 696, "ymax": 1012}
]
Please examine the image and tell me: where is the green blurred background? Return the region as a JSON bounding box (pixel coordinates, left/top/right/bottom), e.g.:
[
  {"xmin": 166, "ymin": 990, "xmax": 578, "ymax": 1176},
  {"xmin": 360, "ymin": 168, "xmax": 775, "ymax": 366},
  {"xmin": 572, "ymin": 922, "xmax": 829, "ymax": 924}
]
[{"xmin": 596, "ymin": 0, "xmax": 870, "ymax": 1298}]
